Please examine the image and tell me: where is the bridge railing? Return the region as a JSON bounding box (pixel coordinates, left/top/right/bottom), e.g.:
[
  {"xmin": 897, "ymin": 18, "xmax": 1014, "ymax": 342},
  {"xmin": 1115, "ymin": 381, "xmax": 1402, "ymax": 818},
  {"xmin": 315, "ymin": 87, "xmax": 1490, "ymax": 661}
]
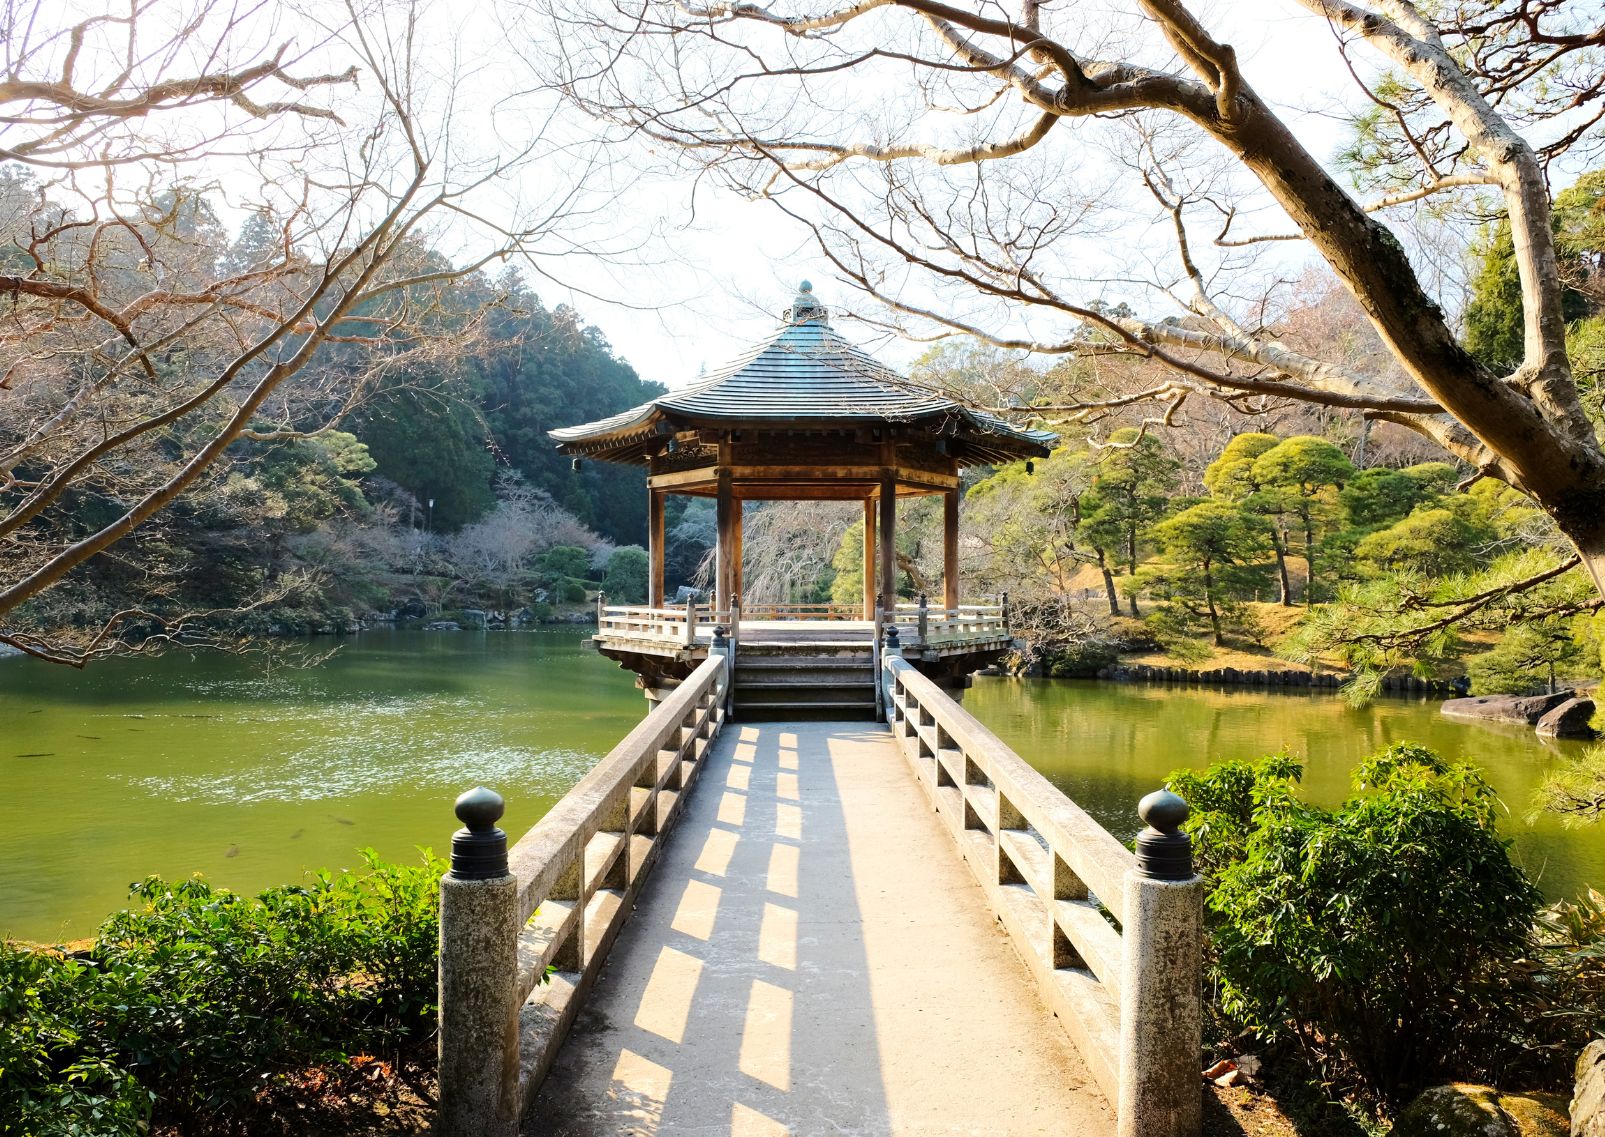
[
  {"xmin": 882, "ymin": 653, "xmax": 1203, "ymax": 1137},
  {"xmin": 435, "ymin": 651, "xmax": 731, "ymax": 1137}
]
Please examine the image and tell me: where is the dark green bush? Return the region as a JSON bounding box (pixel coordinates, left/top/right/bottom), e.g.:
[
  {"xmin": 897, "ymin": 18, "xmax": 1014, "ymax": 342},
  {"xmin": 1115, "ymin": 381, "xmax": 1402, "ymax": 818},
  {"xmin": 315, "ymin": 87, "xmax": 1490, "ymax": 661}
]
[
  {"xmin": 1169, "ymin": 744, "xmax": 1543, "ymax": 1108},
  {"xmin": 1039, "ymin": 637, "xmax": 1119, "ymax": 678},
  {"xmin": 0, "ymin": 849, "xmax": 443, "ymax": 1136}
]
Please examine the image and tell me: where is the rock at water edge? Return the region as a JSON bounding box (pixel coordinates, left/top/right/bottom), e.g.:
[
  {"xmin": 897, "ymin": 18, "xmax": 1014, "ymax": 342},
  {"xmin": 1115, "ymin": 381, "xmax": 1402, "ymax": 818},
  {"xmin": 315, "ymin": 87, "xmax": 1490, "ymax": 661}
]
[
  {"xmin": 1441, "ymin": 691, "xmax": 1577, "ymax": 726},
  {"xmin": 1537, "ymin": 698, "xmax": 1598, "ymax": 740}
]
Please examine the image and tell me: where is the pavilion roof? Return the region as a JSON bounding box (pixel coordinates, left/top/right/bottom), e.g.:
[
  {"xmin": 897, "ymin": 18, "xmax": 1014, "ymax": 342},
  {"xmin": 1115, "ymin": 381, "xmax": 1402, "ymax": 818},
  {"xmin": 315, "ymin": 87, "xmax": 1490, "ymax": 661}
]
[{"xmin": 550, "ymin": 284, "xmax": 1056, "ymax": 467}]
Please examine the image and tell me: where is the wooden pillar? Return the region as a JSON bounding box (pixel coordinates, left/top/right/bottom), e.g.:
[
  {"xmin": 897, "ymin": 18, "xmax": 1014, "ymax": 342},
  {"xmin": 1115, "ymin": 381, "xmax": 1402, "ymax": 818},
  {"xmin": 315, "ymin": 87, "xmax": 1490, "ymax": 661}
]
[
  {"xmin": 732, "ymin": 497, "xmax": 744, "ymax": 610},
  {"xmin": 648, "ymin": 488, "xmax": 666, "ymax": 608},
  {"xmin": 879, "ymin": 469, "xmax": 897, "ymax": 617},
  {"xmin": 862, "ymin": 496, "xmax": 877, "ymax": 620},
  {"xmin": 943, "ymin": 487, "xmax": 960, "ymax": 611},
  {"xmin": 715, "ymin": 470, "xmax": 735, "ymax": 610}
]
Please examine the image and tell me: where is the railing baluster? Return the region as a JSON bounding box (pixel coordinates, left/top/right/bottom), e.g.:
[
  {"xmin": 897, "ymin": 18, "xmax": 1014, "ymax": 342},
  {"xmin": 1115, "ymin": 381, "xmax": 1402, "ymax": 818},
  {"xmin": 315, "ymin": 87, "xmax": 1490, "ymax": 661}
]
[{"xmin": 548, "ymin": 857, "xmax": 583, "ymax": 972}]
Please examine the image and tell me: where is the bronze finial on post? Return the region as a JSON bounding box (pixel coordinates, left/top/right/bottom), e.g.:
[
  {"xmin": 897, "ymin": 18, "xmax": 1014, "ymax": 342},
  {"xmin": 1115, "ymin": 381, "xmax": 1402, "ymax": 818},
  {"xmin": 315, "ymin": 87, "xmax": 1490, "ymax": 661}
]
[{"xmin": 449, "ymin": 786, "xmax": 508, "ymax": 880}]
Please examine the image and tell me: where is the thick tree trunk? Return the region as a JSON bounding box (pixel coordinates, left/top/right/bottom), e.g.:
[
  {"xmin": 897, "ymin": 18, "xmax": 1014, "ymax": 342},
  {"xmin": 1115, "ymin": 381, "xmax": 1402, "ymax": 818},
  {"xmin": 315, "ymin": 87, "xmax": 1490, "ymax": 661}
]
[
  {"xmin": 1303, "ymin": 513, "xmax": 1317, "ymax": 607},
  {"xmin": 1203, "ymin": 562, "xmax": 1222, "ymax": 646},
  {"xmin": 1100, "ymin": 561, "xmax": 1120, "ymax": 617},
  {"xmin": 1271, "ymin": 528, "xmax": 1293, "ymax": 607},
  {"xmin": 1177, "ymin": 52, "xmax": 1605, "ymax": 534},
  {"xmin": 1125, "ymin": 528, "xmax": 1140, "ymax": 616}
]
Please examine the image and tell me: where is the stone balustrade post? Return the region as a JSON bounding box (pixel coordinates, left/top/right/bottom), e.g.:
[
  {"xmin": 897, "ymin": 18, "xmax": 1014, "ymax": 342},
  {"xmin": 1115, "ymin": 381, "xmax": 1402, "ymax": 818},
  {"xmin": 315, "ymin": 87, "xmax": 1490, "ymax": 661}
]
[
  {"xmin": 711, "ymin": 625, "xmax": 733, "ymax": 717},
  {"xmin": 437, "ymin": 787, "xmax": 520, "ymax": 1137},
  {"xmin": 1117, "ymin": 789, "xmax": 1203, "ymax": 1137},
  {"xmin": 879, "ymin": 624, "xmax": 903, "ymax": 718}
]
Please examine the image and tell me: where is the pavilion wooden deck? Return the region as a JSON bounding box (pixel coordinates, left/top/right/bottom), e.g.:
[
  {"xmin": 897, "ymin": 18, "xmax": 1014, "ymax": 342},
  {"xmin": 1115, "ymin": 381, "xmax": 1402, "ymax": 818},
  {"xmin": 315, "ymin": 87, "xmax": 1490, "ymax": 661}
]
[{"xmin": 435, "ymin": 649, "xmax": 1206, "ymax": 1137}]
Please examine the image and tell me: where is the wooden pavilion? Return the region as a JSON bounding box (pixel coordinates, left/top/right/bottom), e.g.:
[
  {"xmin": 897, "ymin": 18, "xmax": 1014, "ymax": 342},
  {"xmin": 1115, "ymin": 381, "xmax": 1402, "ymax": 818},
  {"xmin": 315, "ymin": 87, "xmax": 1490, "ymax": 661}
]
[{"xmin": 550, "ymin": 283, "xmax": 1054, "ymax": 711}]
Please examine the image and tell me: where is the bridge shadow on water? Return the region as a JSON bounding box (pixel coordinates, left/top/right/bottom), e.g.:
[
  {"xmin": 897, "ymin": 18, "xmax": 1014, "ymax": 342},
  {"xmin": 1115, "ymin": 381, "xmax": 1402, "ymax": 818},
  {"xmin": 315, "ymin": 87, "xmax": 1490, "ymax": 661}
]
[{"xmin": 525, "ymin": 721, "xmax": 896, "ymax": 1136}]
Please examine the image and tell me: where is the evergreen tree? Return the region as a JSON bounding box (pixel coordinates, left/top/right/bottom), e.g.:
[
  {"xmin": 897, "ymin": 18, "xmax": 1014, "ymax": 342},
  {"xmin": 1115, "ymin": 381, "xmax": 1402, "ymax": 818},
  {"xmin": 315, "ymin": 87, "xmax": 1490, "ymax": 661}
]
[
  {"xmin": 1464, "ymin": 170, "xmax": 1605, "ymax": 423},
  {"xmin": 1080, "ymin": 429, "xmax": 1180, "ymax": 616},
  {"xmin": 1147, "ymin": 501, "xmax": 1271, "ymax": 645},
  {"xmin": 1205, "ymin": 433, "xmax": 1295, "ymax": 606},
  {"xmin": 1250, "ymin": 437, "xmax": 1354, "ymax": 604}
]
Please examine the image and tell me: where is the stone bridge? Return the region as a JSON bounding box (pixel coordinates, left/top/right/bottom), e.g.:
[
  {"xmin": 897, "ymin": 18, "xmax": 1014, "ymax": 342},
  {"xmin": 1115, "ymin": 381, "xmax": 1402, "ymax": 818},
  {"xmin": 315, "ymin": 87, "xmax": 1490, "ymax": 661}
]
[{"xmin": 434, "ymin": 631, "xmax": 1204, "ymax": 1137}]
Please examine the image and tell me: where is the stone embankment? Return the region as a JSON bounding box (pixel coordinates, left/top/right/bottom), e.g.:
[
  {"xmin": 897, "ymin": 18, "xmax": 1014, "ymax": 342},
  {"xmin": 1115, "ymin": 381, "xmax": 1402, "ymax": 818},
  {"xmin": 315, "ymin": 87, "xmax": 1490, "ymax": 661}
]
[
  {"xmin": 267, "ymin": 607, "xmax": 596, "ymax": 636},
  {"xmin": 1092, "ymin": 662, "xmax": 1463, "ymax": 696},
  {"xmin": 1441, "ymin": 690, "xmax": 1599, "ymax": 740}
]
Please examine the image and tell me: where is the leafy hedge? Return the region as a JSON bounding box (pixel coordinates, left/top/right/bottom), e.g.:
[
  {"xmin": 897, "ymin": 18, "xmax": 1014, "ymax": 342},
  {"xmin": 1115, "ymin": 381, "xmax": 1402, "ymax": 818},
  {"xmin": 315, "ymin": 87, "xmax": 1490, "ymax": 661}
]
[
  {"xmin": 1169, "ymin": 744, "xmax": 1603, "ymax": 1112},
  {"xmin": 0, "ymin": 850, "xmax": 443, "ymax": 1136}
]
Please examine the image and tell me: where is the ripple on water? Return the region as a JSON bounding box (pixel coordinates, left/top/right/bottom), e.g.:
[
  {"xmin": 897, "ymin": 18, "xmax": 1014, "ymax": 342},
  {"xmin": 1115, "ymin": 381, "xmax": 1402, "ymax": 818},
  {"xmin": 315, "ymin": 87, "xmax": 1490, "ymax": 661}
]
[
  {"xmin": 120, "ymin": 692, "xmax": 598, "ymax": 803},
  {"xmin": 128, "ymin": 743, "xmax": 598, "ymax": 803}
]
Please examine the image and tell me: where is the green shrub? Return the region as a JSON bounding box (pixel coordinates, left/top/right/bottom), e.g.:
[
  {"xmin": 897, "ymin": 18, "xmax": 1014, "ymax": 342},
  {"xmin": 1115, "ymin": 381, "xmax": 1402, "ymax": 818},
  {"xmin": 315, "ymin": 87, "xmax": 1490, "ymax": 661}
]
[
  {"xmin": 1530, "ymin": 887, "xmax": 1605, "ymax": 1067},
  {"xmin": 1040, "ymin": 637, "xmax": 1119, "ymax": 678},
  {"xmin": 0, "ymin": 948, "xmax": 154, "ymax": 1136},
  {"xmin": 1169, "ymin": 744, "xmax": 1542, "ymax": 1108},
  {"xmin": 0, "ymin": 850, "xmax": 443, "ymax": 1135}
]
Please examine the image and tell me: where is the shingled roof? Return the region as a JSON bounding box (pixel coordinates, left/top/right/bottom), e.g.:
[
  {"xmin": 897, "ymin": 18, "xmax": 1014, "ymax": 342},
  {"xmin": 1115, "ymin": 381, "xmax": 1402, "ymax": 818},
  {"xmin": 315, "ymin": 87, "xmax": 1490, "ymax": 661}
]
[{"xmin": 549, "ymin": 283, "xmax": 1055, "ymax": 467}]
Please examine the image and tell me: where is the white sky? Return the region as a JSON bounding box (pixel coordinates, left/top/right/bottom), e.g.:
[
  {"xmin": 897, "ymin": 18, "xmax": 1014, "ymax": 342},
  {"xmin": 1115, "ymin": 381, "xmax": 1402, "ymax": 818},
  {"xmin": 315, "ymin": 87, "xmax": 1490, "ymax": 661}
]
[
  {"xmin": 17, "ymin": 1, "xmax": 1413, "ymax": 390},
  {"xmin": 528, "ymin": 2, "xmax": 1371, "ymax": 389}
]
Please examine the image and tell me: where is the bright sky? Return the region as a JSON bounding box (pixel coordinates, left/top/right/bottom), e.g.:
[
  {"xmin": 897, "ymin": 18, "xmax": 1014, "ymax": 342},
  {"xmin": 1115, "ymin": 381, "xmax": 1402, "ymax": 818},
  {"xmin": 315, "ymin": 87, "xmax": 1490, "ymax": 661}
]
[
  {"xmin": 24, "ymin": 1, "xmax": 1398, "ymax": 391},
  {"xmin": 528, "ymin": 2, "xmax": 1371, "ymax": 389}
]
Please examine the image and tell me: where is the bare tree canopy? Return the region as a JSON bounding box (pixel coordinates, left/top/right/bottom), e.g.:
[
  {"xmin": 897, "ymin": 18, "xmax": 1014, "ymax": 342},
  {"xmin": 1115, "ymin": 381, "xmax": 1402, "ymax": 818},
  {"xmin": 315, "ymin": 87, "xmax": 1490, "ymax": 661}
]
[
  {"xmin": 0, "ymin": 0, "xmax": 592, "ymax": 663},
  {"xmin": 540, "ymin": 0, "xmax": 1605, "ymax": 596}
]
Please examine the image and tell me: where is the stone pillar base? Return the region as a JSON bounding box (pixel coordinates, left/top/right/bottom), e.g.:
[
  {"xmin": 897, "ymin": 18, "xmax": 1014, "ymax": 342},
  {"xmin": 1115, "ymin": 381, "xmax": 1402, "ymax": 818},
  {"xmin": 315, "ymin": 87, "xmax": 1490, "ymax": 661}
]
[{"xmin": 437, "ymin": 873, "xmax": 520, "ymax": 1137}]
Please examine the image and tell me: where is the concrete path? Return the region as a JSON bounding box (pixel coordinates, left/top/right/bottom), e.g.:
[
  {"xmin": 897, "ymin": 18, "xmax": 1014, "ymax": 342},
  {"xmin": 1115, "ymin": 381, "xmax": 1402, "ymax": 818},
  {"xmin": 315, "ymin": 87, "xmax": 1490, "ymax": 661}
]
[{"xmin": 525, "ymin": 720, "xmax": 1113, "ymax": 1137}]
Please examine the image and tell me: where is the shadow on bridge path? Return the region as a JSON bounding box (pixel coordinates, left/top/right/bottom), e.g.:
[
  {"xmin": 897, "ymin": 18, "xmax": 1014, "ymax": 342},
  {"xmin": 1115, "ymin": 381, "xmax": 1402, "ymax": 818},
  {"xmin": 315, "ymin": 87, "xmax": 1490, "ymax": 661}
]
[{"xmin": 524, "ymin": 720, "xmax": 1113, "ymax": 1137}]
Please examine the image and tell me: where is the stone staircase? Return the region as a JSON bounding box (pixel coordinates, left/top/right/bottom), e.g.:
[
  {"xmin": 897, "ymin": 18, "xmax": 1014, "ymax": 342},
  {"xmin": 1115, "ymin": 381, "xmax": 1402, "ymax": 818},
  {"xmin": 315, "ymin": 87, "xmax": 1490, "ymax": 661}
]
[{"xmin": 732, "ymin": 632, "xmax": 878, "ymax": 720}]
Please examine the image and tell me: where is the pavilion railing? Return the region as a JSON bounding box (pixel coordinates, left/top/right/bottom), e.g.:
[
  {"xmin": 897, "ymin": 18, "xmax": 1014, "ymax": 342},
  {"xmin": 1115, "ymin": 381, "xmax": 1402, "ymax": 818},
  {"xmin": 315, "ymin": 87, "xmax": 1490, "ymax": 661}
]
[
  {"xmin": 893, "ymin": 596, "xmax": 1010, "ymax": 646},
  {"xmin": 436, "ymin": 652, "xmax": 731, "ymax": 1137},
  {"xmin": 736, "ymin": 601, "xmax": 861, "ymax": 621},
  {"xmin": 592, "ymin": 596, "xmax": 1011, "ymax": 649},
  {"xmin": 881, "ymin": 652, "xmax": 1203, "ymax": 1137},
  {"xmin": 595, "ymin": 602, "xmax": 735, "ymax": 647}
]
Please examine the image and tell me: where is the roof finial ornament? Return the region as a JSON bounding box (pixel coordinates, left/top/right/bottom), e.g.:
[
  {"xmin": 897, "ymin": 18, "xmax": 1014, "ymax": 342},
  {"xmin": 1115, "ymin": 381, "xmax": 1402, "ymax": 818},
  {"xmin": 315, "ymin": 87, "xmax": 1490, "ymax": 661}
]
[{"xmin": 787, "ymin": 279, "xmax": 827, "ymax": 325}]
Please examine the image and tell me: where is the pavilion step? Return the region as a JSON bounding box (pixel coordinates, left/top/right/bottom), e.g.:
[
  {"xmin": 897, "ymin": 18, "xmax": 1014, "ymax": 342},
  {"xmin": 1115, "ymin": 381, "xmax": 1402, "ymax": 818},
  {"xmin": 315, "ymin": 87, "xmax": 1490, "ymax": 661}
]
[
  {"xmin": 736, "ymin": 661, "xmax": 874, "ymax": 675},
  {"xmin": 735, "ymin": 673, "xmax": 875, "ymax": 688},
  {"xmin": 735, "ymin": 654, "xmax": 874, "ymax": 669},
  {"xmin": 736, "ymin": 685, "xmax": 876, "ymax": 705},
  {"xmin": 735, "ymin": 693, "xmax": 879, "ymax": 719},
  {"xmin": 738, "ymin": 708, "xmax": 878, "ymax": 723},
  {"xmin": 737, "ymin": 639, "xmax": 874, "ymax": 652}
]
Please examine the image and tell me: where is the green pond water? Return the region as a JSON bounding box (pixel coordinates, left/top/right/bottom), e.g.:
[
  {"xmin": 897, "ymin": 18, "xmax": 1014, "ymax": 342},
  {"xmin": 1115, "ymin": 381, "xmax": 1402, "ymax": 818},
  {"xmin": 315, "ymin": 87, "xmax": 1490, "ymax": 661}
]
[{"xmin": 0, "ymin": 629, "xmax": 1597, "ymax": 942}]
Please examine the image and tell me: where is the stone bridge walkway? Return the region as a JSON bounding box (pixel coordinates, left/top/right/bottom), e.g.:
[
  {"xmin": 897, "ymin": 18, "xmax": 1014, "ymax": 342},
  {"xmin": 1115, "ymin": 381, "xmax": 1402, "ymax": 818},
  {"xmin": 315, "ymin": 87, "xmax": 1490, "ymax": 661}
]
[{"xmin": 524, "ymin": 720, "xmax": 1113, "ymax": 1137}]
